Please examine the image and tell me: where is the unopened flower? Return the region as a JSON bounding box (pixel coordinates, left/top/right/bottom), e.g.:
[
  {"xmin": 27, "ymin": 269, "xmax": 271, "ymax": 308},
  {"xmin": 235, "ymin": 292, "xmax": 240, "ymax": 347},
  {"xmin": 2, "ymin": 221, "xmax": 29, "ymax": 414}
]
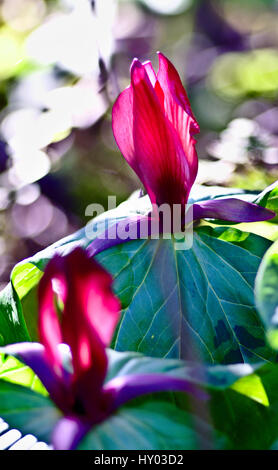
[{"xmin": 112, "ymin": 52, "xmax": 275, "ymax": 223}]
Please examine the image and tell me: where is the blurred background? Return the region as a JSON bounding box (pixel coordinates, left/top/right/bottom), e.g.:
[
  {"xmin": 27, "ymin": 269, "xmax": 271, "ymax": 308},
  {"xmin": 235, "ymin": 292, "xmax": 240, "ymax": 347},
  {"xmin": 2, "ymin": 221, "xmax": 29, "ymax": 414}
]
[{"xmin": 0, "ymin": 0, "xmax": 277, "ymax": 289}]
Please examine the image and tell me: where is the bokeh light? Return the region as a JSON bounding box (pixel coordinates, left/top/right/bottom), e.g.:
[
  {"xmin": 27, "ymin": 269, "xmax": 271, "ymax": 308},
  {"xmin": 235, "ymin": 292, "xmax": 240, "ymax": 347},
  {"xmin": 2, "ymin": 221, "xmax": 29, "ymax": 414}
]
[
  {"xmin": 0, "ymin": 0, "xmax": 277, "ymax": 289},
  {"xmin": 139, "ymin": 0, "xmax": 192, "ymax": 15}
]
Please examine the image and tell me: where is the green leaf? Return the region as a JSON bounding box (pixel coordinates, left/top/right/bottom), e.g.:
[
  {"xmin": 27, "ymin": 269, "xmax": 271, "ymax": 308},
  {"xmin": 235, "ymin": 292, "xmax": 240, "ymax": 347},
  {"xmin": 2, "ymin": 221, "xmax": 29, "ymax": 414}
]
[
  {"xmin": 79, "ymin": 349, "xmax": 249, "ymax": 450},
  {"xmin": 73, "ymin": 354, "xmax": 278, "ymax": 450},
  {"xmin": 230, "ymin": 221, "xmax": 278, "ymax": 242},
  {"xmin": 210, "ymin": 362, "xmax": 278, "ymax": 449},
  {"xmin": 77, "ymin": 400, "xmax": 214, "ymax": 450},
  {"xmin": 0, "ymin": 352, "xmax": 47, "ymax": 396},
  {"xmin": 230, "ymin": 373, "xmax": 269, "ymax": 406},
  {"xmin": 0, "ymin": 346, "xmax": 272, "ymax": 450},
  {"xmin": 254, "ymin": 180, "xmax": 278, "ymax": 222},
  {"xmin": 105, "ymin": 349, "xmax": 259, "ymax": 390},
  {"xmin": 255, "ymin": 239, "xmax": 278, "ymax": 349},
  {"xmin": 189, "ymin": 184, "xmax": 259, "ymax": 203},
  {"xmin": 0, "ymin": 283, "xmax": 30, "ymax": 345},
  {"xmin": 0, "ymin": 380, "xmax": 61, "ymax": 444},
  {"xmin": 97, "ymin": 226, "xmax": 274, "ymax": 363},
  {"xmin": 0, "ymin": 347, "xmax": 229, "ymax": 450}
]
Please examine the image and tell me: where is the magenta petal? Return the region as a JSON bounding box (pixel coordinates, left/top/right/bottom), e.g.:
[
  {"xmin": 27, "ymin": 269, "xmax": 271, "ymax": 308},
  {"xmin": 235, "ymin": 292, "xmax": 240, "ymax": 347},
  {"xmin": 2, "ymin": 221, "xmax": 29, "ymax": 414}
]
[
  {"xmin": 131, "ymin": 59, "xmax": 192, "ymax": 207},
  {"xmin": 52, "ymin": 416, "xmax": 90, "ymax": 450},
  {"xmin": 157, "ymin": 52, "xmax": 199, "ymax": 133},
  {"xmin": 157, "ymin": 52, "xmax": 199, "ymax": 186},
  {"xmin": 52, "ymin": 250, "xmax": 117, "ymax": 390},
  {"xmin": 143, "ymin": 60, "xmax": 157, "ymax": 86},
  {"xmin": 104, "ymin": 374, "xmax": 208, "ymax": 410},
  {"xmin": 193, "ymin": 198, "xmax": 276, "ymax": 222},
  {"xmin": 57, "ymin": 249, "xmax": 120, "ymax": 420},
  {"xmin": 112, "ymin": 61, "xmax": 156, "ymax": 203},
  {"xmin": 61, "ymin": 248, "xmax": 120, "ymax": 350},
  {"xmin": 112, "ymin": 85, "xmax": 138, "ymax": 175},
  {"xmin": 38, "ymin": 257, "xmax": 64, "ymax": 378}
]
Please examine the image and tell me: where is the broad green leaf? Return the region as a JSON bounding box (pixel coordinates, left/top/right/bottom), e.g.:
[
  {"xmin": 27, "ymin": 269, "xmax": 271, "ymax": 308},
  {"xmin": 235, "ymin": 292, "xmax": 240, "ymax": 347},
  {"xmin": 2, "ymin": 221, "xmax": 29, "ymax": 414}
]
[
  {"xmin": 210, "ymin": 362, "xmax": 278, "ymax": 449},
  {"xmin": 0, "ymin": 380, "xmax": 61, "ymax": 443},
  {"xmin": 255, "ymin": 239, "xmax": 278, "ymax": 349},
  {"xmin": 108, "ymin": 351, "xmax": 270, "ymax": 412},
  {"xmin": 77, "ymin": 349, "xmax": 255, "ymax": 450},
  {"xmin": 77, "ymin": 400, "xmax": 215, "ymax": 450},
  {"xmin": 0, "ymin": 352, "xmax": 47, "ymax": 395},
  {"xmin": 210, "ymin": 388, "xmax": 271, "ymax": 449},
  {"xmin": 0, "ymin": 378, "xmax": 220, "ymax": 450},
  {"xmin": 232, "ymin": 221, "xmax": 278, "ymax": 242},
  {"xmin": 105, "ymin": 349, "xmax": 259, "ymax": 390},
  {"xmin": 0, "ymin": 346, "xmax": 271, "ymax": 450},
  {"xmin": 97, "ymin": 226, "xmax": 274, "ymax": 363},
  {"xmin": 106, "ymin": 350, "xmax": 269, "ymax": 416}
]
